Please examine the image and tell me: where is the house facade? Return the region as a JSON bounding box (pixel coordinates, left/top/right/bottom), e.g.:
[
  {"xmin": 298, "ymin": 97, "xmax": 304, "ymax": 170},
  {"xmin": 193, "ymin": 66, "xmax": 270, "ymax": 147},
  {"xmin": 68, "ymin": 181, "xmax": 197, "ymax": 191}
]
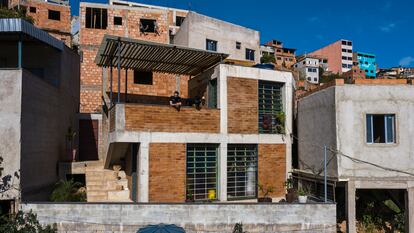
[
  {"xmin": 294, "ymin": 56, "xmax": 320, "ymax": 84},
  {"xmin": 173, "ymin": 11, "xmax": 261, "ymax": 65},
  {"xmin": 309, "ymin": 39, "xmax": 353, "ymax": 74},
  {"xmin": 0, "ymin": 19, "xmax": 79, "ymax": 208},
  {"xmin": 260, "ymin": 40, "xmax": 296, "ymax": 69},
  {"xmin": 356, "ymin": 52, "xmax": 376, "ymax": 78},
  {"xmin": 296, "ymin": 79, "xmax": 414, "ymax": 232},
  {"xmin": 8, "ymin": 0, "xmax": 72, "ymax": 47}
]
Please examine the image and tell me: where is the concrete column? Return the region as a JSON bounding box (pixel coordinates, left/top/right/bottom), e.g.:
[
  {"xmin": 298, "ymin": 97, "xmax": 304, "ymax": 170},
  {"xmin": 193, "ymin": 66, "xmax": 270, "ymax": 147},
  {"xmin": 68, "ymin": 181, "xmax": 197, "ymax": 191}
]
[
  {"xmin": 137, "ymin": 142, "xmax": 149, "ymax": 202},
  {"xmin": 219, "ymin": 143, "xmax": 227, "ymax": 201},
  {"xmin": 345, "ymin": 181, "xmax": 356, "ymax": 233},
  {"xmin": 408, "ymin": 187, "xmax": 414, "ymax": 233}
]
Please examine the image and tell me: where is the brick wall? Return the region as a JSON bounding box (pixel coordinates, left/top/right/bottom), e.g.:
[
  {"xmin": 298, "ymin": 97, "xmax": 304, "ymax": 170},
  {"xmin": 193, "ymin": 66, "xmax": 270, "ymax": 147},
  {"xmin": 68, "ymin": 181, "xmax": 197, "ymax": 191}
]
[
  {"xmin": 24, "ymin": 1, "xmax": 71, "ymax": 46},
  {"xmin": 149, "ymin": 143, "xmax": 186, "ymax": 202},
  {"xmin": 124, "ymin": 104, "xmax": 220, "ymax": 133},
  {"xmin": 258, "ymin": 144, "xmax": 286, "ymax": 198},
  {"xmin": 227, "ymin": 77, "xmax": 258, "ymax": 134},
  {"xmin": 79, "ymin": 4, "xmax": 189, "ymax": 113}
]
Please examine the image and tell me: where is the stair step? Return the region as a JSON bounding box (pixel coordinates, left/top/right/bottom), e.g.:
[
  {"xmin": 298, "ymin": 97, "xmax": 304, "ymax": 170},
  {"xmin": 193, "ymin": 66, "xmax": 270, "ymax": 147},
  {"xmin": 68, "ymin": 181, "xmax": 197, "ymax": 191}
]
[{"xmin": 107, "ymin": 190, "xmax": 131, "ymax": 201}]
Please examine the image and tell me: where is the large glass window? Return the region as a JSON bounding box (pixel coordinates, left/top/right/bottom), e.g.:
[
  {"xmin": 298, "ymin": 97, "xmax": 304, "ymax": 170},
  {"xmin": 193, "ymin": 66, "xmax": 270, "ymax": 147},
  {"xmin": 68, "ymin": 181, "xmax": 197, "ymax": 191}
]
[
  {"xmin": 227, "ymin": 144, "xmax": 258, "ymax": 200},
  {"xmin": 186, "ymin": 144, "xmax": 218, "ymax": 201},
  {"xmin": 258, "ymin": 81, "xmax": 284, "ymax": 134},
  {"xmin": 245, "ymin": 48, "xmax": 255, "ymax": 61},
  {"xmin": 366, "ymin": 114, "xmax": 396, "ymax": 144}
]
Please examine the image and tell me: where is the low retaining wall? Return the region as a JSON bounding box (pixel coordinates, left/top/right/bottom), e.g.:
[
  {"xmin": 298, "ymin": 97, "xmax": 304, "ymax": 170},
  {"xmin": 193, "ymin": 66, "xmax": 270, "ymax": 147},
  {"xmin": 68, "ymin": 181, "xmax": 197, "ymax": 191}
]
[{"xmin": 21, "ymin": 203, "xmax": 336, "ymax": 233}]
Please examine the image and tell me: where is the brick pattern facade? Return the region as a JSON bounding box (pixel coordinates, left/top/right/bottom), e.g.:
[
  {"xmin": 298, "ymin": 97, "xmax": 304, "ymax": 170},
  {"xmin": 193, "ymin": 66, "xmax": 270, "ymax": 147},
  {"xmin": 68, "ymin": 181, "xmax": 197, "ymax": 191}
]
[
  {"xmin": 227, "ymin": 77, "xmax": 258, "ymax": 134},
  {"xmin": 258, "ymin": 144, "xmax": 286, "ymax": 198},
  {"xmin": 149, "ymin": 143, "xmax": 186, "ymax": 202},
  {"xmin": 124, "ymin": 104, "xmax": 220, "ymax": 133},
  {"xmin": 23, "ymin": 1, "xmax": 72, "ymax": 46},
  {"xmin": 79, "ymin": 4, "xmax": 188, "ymax": 113}
]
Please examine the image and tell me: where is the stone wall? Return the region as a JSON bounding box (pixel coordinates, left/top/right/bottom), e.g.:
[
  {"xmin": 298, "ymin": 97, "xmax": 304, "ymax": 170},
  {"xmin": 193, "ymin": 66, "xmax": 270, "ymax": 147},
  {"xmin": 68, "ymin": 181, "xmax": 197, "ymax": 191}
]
[{"xmin": 21, "ymin": 203, "xmax": 336, "ymax": 233}]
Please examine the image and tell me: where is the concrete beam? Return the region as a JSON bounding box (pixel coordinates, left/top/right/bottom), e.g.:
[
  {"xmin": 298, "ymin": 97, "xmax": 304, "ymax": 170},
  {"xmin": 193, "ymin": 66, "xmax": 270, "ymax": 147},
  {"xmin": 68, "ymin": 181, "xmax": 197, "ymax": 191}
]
[
  {"xmin": 346, "ymin": 181, "xmax": 356, "ymax": 233},
  {"xmin": 219, "ymin": 143, "xmax": 227, "ymax": 201},
  {"xmin": 137, "ymin": 142, "xmax": 149, "ymax": 202}
]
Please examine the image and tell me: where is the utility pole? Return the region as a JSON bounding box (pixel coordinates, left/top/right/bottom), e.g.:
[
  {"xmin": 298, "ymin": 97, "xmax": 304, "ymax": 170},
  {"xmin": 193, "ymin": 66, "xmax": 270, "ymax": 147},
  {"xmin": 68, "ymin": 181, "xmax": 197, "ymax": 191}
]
[{"xmin": 324, "ymin": 145, "xmax": 327, "ymax": 203}]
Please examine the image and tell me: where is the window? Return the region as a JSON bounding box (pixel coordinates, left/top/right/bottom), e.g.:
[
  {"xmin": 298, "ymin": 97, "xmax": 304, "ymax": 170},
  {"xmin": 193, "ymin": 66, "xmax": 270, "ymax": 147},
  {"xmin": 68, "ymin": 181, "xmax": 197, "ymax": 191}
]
[
  {"xmin": 308, "ymin": 68, "xmax": 317, "ymax": 72},
  {"xmin": 29, "ymin": 7, "xmax": 36, "ymax": 13},
  {"xmin": 366, "ymin": 114, "xmax": 396, "ymax": 144},
  {"xmin": 314, "ymin": 78, "xmax": 317, "ymax": 82},
  {"xmin": 307, "ymin": 77, "xmax": 311, "ymax": 81},
  {"xmin": 114, "ymin": 16, "xmax": 122, "ymax": 25},
  {"xmin": 348, "ymin": 64, "xmax": 353, "ymax": 68},
  {"xmin": 133, "ymin": 70, "xmax": 153, "ymax": 85},
  {"xmin": 48, "ymin": 10, "xmax": 60, "ymax": 21},
  {"xmin": 206, "ymin": 39, "xmax": 217, "ymax": 51},
  {"xmin": 186, "ymin": 144, "xmax": 218, "ymax": 201},
  {"xmin": 140, "ymin": 19, "xmax": 157, "ymax": 33},
  {"xmin": 342, "ymin": 49, "xmax": 347, "ymax": 52},
  {"xmin": 245, "ymin": 48, "xmax": 255, "ymax": 61},
  {"xmin": 347, "ymin": 41, "xmax": 352, "ymax": 46},
  {"xmin": 348, "ymin": 49, "xmax": 352, "ymax": 53},
  {"xmin": 342, "ymin": 40, "xmax": 347, "ymax": 45},
  {"xmin": 227, "ymin": 144, "xmax": 258, "ymax": 200},
  {"xmin": 258, "ymin": 81, "xmax": 284, "ymax": 134},
  {"xmin": 236, "ymin": 41, "xmax": 241, "ymax": 50},
  {"xmin": 342, "ymin": 64, "xmax": 347, "ymax": 68},
  {"xmin": 85, "ymin": 7, "xmax": 107, "ymax": 29},
  {"xmin": 342, "ymin": 56, "xmax": 347, "ymax": 60},
  {"xmin": 176, "ymin": 16, "xmax": 185, "ymax": 26},
  {"xmin": 347, "ymin": 57, "xmax": 353, "ymax": 61}
]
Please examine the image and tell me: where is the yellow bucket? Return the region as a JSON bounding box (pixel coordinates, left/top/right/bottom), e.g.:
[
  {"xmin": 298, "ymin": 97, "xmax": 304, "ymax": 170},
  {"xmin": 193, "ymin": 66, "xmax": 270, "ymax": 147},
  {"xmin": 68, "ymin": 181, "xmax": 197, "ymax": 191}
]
[{"xmin": 208, "ymin": 190, "xmax": 216, "ymax": 200}]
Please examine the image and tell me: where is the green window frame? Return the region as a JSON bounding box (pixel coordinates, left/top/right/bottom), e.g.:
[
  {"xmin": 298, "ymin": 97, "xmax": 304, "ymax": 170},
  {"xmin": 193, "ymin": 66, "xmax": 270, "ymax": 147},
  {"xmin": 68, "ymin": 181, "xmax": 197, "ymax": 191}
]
[
  {"xmin": 258, "ymin": 80, "xmax": 284, "ymax": 134},
  {"xmin": 227, "ymin": 144, "xmax": 258, "ymax": 200},
  {"xmin": 186, "ymin": 144, "xmax": 219, "ymax": 201}
]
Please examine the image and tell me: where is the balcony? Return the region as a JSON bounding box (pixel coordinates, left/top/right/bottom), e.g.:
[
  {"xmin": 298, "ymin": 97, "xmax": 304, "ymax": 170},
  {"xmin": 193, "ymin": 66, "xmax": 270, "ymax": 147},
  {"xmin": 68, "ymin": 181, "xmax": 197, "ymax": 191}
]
[{"xmin": 109, "ymin": 103, "xmax": 220, "ymax": 134}]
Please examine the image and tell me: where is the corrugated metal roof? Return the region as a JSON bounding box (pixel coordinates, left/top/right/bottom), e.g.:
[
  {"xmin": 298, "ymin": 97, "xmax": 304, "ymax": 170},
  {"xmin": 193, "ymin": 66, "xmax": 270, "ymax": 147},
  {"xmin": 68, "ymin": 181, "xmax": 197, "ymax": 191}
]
[
  {"xmin": 0, "ymin": 18, "xmax": 63, "ymax": 51},
  {"xmin": 95, "ymin": 35, "xmax": 228, "ymax": 76}
]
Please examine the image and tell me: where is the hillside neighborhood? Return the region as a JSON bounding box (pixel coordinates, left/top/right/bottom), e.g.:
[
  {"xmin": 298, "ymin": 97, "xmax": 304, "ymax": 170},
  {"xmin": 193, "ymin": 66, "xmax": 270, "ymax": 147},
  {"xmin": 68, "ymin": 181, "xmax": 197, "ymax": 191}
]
[{"xmin": 0, "ymin": 0, "xmax": 413, "ymax": 232}]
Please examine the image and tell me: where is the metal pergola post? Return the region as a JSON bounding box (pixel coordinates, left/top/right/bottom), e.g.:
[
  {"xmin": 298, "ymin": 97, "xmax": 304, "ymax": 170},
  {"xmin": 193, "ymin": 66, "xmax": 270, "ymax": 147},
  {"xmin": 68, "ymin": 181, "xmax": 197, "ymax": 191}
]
[
  {"xmin": 125, "ymin": 69, "xmax": 128, "ymax": 103},
  {"xmin": 117, "ymin": 38, "xmax": 121, "ymax": 103},
  {"xmin": 110, "ymin": 61, "xmax": 113, "ymax": 107},
  {"xmin": 18, "ymin": 33, "xmax": 22, "ymax": 69}
]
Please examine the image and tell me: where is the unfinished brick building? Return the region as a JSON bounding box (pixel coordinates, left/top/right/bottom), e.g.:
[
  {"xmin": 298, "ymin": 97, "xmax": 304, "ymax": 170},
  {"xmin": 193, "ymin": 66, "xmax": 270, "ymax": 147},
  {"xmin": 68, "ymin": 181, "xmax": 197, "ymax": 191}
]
[
  {"xmin": 68, "ymin": 1, "xmax": 293, "ymax": 203},
  {"xmin": 8, "ymin": 0, "xmax": 72, "ymax": 47}
]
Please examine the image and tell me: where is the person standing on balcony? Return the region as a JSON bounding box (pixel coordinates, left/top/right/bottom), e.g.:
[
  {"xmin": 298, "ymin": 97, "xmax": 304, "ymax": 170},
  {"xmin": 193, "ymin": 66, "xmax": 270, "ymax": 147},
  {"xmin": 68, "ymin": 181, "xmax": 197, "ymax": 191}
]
[{"xmin": 169, "ymin": 91, "xmax": 182, "ymax": 111}]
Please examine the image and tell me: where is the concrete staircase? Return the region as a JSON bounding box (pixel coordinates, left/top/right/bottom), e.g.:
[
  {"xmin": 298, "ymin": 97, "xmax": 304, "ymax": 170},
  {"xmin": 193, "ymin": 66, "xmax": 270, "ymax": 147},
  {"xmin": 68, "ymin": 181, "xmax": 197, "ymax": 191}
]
[{"xmin": 85, "ymin": 161, "xmax": 131, "ymax": 202}]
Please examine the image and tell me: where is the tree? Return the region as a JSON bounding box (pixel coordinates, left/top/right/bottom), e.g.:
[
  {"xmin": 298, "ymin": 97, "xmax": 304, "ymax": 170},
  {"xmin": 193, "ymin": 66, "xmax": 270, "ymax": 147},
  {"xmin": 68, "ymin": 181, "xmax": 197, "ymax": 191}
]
[
  {"xmin": 260, "ymin": 53, "xmax": 275, "ymax": 64},
  {"xmin": 50, "ymin": 179, "xmax": 86, "ymax": 202},
  {"xmin": 0, "ymin": 8, "xmax": 34, "ymax": 24},
  {"xmin": 0, "ymin": 210, "xmax": 57, "ymax": 233}
]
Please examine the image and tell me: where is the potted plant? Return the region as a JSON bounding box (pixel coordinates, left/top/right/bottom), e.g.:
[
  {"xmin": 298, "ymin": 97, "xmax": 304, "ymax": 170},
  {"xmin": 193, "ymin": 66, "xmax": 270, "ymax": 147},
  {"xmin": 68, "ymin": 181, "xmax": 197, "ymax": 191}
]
[
  {"xmin": 297, "ymin": 186, "xmax": 310, "ymax": 203},
  {"xmin": 284, "ymin": 176, "xmax": 297, "ymax": 203},
  {"xmin": 274, "ymin": 111, "xmax": 285, "ymax": 134},
  {"xmin": 258, "ymin": 184, "xmax": 273, "ymax": 202},
  {"xmin": 65, "ymin": 127, "xmax": 77, "ymax": 162},
  {"xmin": 186, "ymin": 190, "xmax": 194, "ymax": 202}
]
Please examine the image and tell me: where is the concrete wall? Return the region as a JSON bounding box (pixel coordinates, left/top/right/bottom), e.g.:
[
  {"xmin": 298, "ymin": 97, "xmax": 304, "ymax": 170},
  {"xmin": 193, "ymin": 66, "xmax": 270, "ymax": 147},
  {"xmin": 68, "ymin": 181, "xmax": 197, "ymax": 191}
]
[
  {"xmin": 20, "ymin": 46, "xmax": 80, "ymax": 201},
  {"xmin": 335, "ymin": 84, "xmax": 414, "ymax": 178},
  {"xmin": 297, "ymin": 86, "xmax": 338, "ymax": 177},
  {"xmin": 174, "ymin": 12, "xmax": 260, "ymax": 64},
  {"xmin": 21, "ymin": 203, "xmax": 336, "ymax": 232},
  {"xmin": 0, "ymin": 69, "xmax": 22, "ymax": 200}
]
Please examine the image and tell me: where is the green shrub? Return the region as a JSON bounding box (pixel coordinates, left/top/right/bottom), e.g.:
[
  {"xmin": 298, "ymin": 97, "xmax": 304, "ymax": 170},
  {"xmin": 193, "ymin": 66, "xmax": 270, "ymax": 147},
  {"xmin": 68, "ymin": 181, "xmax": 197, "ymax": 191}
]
[
  {"xmin": 0, "ymin": 8, "xmax": 34, "ymax": 24},
  {"xmin": 50, "ymin": 179, "xmax": 86, "ymax": 202},
  {"xmin": 0, "ymin": 210, "xmax": 56, "ymax": 233}
]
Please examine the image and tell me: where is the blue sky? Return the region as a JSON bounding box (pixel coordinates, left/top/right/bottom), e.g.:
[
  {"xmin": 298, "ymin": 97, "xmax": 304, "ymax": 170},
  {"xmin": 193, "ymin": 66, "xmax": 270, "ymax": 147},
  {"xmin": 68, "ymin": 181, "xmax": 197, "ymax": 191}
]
[{"xmin": 72, "ymin": 0, "xmax": 414, "ymax": 68}]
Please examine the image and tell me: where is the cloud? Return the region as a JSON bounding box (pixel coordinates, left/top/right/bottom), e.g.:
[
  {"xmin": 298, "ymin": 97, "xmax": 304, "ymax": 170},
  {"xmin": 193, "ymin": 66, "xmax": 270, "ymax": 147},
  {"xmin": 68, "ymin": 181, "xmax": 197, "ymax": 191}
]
[
  {"xmin": 399, "ymin": 56, "xmax": 414, "ymax": 66},
  {"xmin": 307, "ymin": 16, "xmax": 320, "ymax": 23},
  {"xmin": 379, "ymin": 23, "xmax": 396, "ymax": 32},
  {"xmin": 381, "ymin": 1, "xmax": 392, "ymax": 11}
]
